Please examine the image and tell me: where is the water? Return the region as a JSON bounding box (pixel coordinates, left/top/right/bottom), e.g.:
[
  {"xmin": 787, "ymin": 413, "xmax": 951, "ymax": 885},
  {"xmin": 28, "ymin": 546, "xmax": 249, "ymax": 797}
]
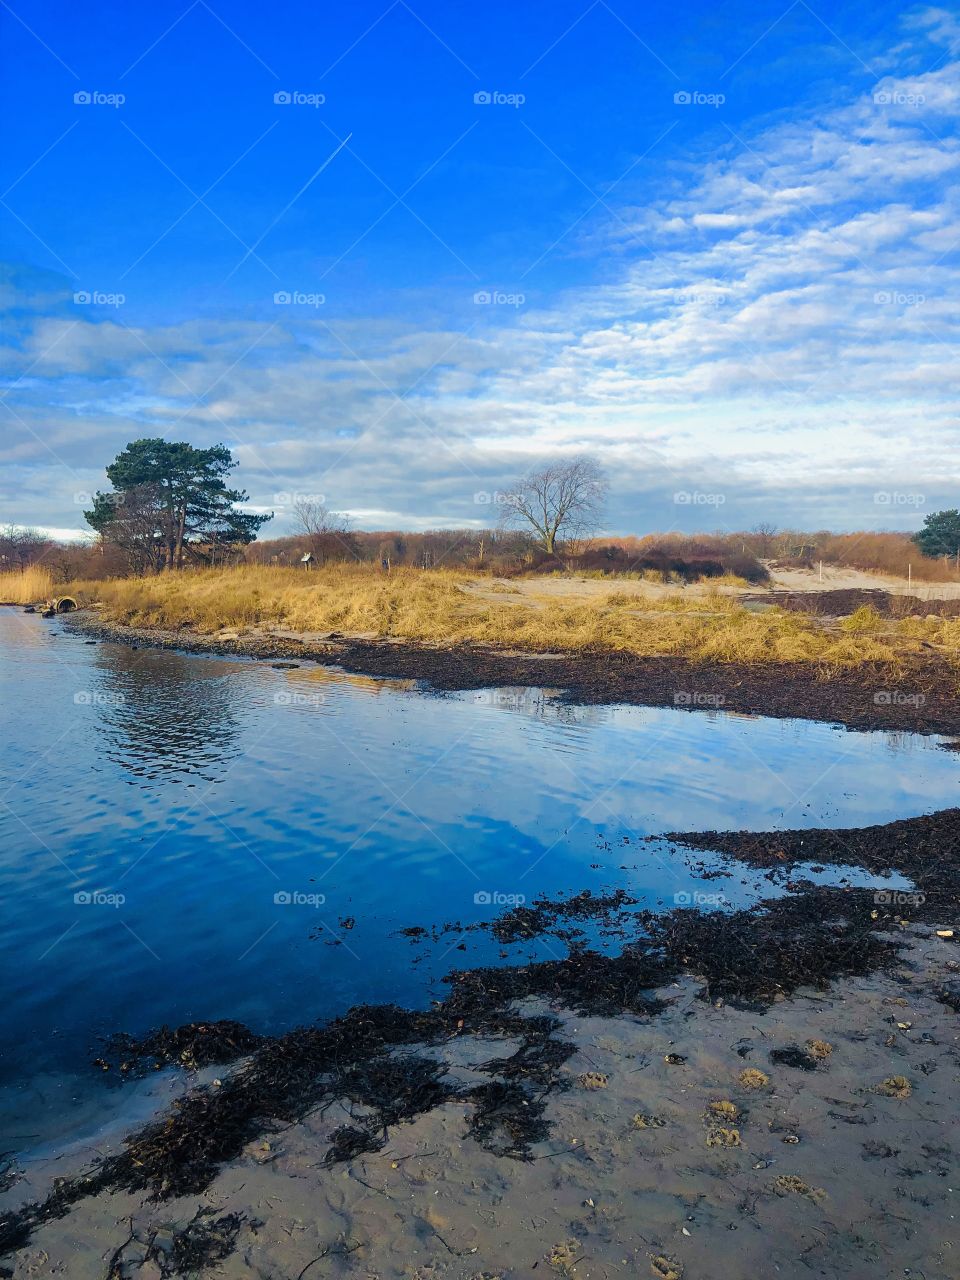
[{"xmin": 1, "ymin": 608, "xmax": 957, "ymax": 1152}]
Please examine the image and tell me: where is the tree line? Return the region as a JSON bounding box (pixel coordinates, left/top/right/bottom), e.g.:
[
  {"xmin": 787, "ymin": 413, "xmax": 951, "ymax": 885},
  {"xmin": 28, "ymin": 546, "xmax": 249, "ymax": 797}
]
[
  {"xmin": 77, "ymin": 441, "xmax": 610, "ymax": 573},
  {"xmin": 4, "ymin": 438, "xmax": 959, "ymax": 580}
]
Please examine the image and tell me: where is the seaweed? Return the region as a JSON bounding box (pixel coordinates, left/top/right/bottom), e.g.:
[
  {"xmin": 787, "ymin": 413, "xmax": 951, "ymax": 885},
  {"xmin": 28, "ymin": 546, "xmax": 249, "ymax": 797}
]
[
  {"xmin": 325, "ymin": 1125, "xmax": 385, "ymax": 1163},
  {"xmin": 445, "ymin": 946, "xmax": 673, "ymax": 1018},
  {"xmin": 770, "ymin": 1047, "xmax": 819, "ymax": 1071},
  {"xmin": 103, "ymin": 1207, "xmax": 249, "ymax": 1278},
  {"xmin": 487, "ymin": 889, "xmax": 638, "ymax": 943},
  {"xmin": 334, "ymin": 1054, "xmax": 458, "ymax": 1128},
  {"xmin": 170, "ymin": 1210, "xmax": 246, "ymax": 1273},
  {"xmin": 644, "ymin": 888, "xmax": 901, "ymax": 1006},
  {"xmin": 465, "ymin": 1081, "xmax": 553, "ymax": 1158},
  {"xmin": 660, "ymin": 808, "xmax": 960, "ymax": 926},
  {"xmin": 100, "ymin": 1020, "xmax": 264, "ymax": 1076}
]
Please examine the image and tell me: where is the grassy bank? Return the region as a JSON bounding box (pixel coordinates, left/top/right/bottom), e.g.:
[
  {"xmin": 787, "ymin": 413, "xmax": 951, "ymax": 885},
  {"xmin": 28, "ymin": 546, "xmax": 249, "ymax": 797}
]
[
  {"xmin": 61, "ymin": 564, "xmax": 960, "ymax": 670},
  {"xmin": 0, "ymin": 566, "xmax": 53, "ymax": 604}
]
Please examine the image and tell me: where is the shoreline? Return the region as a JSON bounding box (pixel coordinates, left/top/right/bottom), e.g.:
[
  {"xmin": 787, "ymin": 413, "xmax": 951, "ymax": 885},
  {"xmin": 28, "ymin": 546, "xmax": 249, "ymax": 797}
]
[{"xmin": 60, "ymin": 609, "xmax": 960, "ymax": 737}]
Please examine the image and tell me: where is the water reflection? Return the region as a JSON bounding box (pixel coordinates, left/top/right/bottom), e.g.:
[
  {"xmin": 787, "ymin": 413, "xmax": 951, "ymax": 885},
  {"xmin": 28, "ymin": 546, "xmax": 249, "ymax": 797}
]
[{"xmin": 91, "ymin": 646, "xmax": 245, "ymax": 784}]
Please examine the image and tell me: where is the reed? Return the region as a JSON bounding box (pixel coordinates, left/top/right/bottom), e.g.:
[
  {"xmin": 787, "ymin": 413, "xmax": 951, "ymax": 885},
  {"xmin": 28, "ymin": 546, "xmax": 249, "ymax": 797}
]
[{"xmin": 0, "ymin": 566, "xmax": 54, "ymax": 604}]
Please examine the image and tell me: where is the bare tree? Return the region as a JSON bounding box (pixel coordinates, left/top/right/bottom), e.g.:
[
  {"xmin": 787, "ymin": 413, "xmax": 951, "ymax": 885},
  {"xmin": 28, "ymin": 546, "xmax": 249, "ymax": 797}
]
[
  {"xmin": 750, "ymin": 522, "xmax": 779, "ymax": 557},
  {"xmin": 0, "ymin": 525, "xmax": 53, "ymax": 571},
  {"xmin": 291, "ymin": 498, "xmax": 357, "ymax": 565},
  {"xmin": 498, "ymin": 456, "xmax": 608, "ymax": 556},
  {"xmin": 87, "ymin": 484, "xmax": 167, "ymax": 574}
]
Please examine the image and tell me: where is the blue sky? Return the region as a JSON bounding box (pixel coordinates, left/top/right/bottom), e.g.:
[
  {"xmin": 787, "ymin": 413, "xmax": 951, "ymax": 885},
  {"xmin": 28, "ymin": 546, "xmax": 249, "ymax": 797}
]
[{"xmin": 1, "ymin": 0, "xmax": 958, "ymax": 537}]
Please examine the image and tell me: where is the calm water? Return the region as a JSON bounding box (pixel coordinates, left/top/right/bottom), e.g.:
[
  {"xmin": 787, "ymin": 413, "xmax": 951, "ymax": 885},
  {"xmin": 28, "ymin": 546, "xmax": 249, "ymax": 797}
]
[{"xmin": 1, "ymin": 608, "xmax": 957, "ymax": 1152}]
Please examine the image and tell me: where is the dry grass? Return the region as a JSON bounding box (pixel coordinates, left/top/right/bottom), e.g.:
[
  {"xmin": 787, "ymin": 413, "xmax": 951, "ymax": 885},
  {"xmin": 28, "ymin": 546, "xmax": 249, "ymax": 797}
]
[
  {"xmin": 63, "ymin": 564, "xmax": 959, "ymax": 669},
  {"xmin": 0, "ymin": 567, "xmax": 54, "ymax": 604}
]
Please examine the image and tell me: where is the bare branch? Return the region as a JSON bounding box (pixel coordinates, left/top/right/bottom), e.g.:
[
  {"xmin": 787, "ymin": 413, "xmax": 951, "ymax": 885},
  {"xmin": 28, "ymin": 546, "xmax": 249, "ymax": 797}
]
[{"xmin": 499, "ymin": 456, "xmax": 608, "ymax": 556}]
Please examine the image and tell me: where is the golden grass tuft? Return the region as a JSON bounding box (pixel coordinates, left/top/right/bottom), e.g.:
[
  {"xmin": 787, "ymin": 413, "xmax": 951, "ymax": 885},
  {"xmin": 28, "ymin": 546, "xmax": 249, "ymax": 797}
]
[
  {"xmin": 59, "ymin": 564, "xmax": 951, "ymax": 669},
  {"xmin": 0, "ymin": 567, "xmax": 54, "ymax": 604}
]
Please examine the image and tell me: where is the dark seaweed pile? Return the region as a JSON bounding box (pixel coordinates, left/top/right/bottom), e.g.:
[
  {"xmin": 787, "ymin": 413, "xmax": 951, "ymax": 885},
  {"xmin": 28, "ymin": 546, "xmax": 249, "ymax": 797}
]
[
  {"xmin": 487, "ymin": 889, "xmax": 638, "ymax": 944},
  {"xmin": 763, "ymin": 587, "xmax": 960, "ymax": 619},
  {"xmin": 98, "ymin": 1020, "xmax": 265, "ymax": 1076},
  {"xmin": 0, "ymin": 1000, "xmax": 578, "ymax": 1257},
  {"xmin": 643, "ymin": 887, "xmax": 901, "ymax": 1009},
  {"xmin": 661, "ymin": 806, "xmax": 960, "ymax": 924}
]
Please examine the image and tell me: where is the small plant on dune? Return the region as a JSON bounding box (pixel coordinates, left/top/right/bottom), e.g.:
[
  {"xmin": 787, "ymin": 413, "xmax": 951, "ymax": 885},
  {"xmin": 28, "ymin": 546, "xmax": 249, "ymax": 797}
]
[{"xmin": 840, "ymin": 605, "xmax": 884, "ymax": 633}]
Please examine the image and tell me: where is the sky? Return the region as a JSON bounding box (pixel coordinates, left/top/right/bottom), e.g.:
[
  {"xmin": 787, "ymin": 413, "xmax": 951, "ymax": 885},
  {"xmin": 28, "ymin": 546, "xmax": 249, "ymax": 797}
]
[{"xmin": 1, "ymin": 0, "xmax": 958, "ymax": 540}]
